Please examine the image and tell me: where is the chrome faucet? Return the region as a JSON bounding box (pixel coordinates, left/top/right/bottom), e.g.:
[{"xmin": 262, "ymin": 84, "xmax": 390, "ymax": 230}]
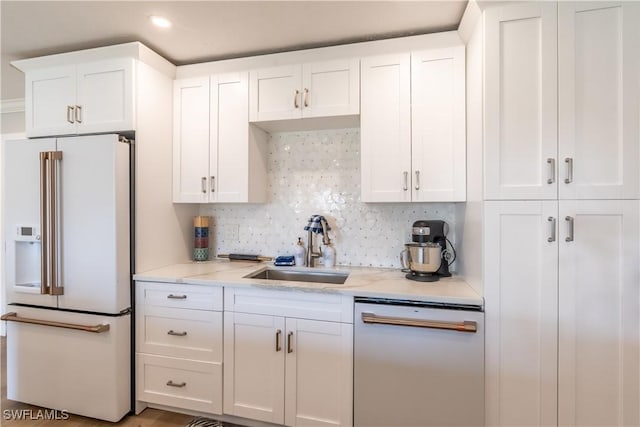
[{"xmin": 306, "ymin": 217, "xmax": 330, "ymax": 267}]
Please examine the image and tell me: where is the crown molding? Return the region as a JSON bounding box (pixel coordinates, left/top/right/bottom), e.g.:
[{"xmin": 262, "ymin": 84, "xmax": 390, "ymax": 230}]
[{"xmin": 1, "ymin": 98, "xmax": 25, "ymax": 114}]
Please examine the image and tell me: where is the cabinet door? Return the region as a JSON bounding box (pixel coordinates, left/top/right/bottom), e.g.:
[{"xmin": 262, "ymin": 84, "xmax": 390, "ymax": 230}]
[
  {"xmin": 360, "ymin": 54, "xmax": 411, "ymax": 202},
  {"xmin": 484, "ymin": 201, "xmax": 558, "ymax": 427},
  {"xmin": 484, "ymin": 3, "xmax": 558, "ymax": 200},
  {"xmin": 210, "ymin": 72, "xmax": 249, "ymax": 202},
  {"xmin": 76, "ymin": 58, "xmax": 135, "ymax": 134},
  {"xmin": 301, "ymin": 59, "xmax": 359, "ymax": 118},
  {"xmin": 172, "ymin": 77, "xmax": 210, "ymax": 203},
  {"xmin": 25, "ymin": 65, "xmax": 76, "ymax": 137},
  {"xmin": 284, "ymin": 318, "xmax": 352, "ymax": 427},
  {"xmin": 558, "ymin": 2, "xmax": 640, "ymax": 199},
  {"xmin": 249, "ymin": 65, "xmax": 302, "ymax": 122},
  {"xmin": 223, "ymin": 312, "xmax": 285, "ymax": 424},
  {"xmin": 558, "ymin": 200, "xmax": 640, "ymax": 427},
  {"xmin": 411, "ymin": 46, "xmax": 466, "ymax": 202}
]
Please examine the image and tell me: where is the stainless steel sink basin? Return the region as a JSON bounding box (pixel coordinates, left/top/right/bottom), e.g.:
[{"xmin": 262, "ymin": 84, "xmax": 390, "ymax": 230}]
[{"xmin": 245, "ymin": 268, "xmax": 349, "ymax": 284}]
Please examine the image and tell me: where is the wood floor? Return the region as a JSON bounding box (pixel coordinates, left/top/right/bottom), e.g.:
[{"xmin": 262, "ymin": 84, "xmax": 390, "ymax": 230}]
[{"xmin": 1, "ymin": 337, "xmax": 192, "ymax": 426}]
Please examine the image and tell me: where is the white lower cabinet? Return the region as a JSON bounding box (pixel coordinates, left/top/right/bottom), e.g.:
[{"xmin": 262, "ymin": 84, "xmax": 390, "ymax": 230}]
[
  {"xmin": 223, "ymin": 288, "xmax": 354, "ymax": 427},
  {"xmin": 484, "ymin": 200, "xmax": 640, "ymax": 426},
  {"xmin": 135, "ymin": 282, "xmax": 224, "ymax": 415}
]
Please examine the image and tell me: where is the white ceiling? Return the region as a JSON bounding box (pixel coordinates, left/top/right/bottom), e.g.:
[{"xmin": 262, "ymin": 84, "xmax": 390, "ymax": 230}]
[{"xmin": 1, "ymin": 1, "xmax": 467, "ymax": 101}]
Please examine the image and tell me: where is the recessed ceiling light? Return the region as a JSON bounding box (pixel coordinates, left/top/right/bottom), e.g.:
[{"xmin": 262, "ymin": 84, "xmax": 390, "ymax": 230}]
[{"xmin": 150, "ymin": 15, "xmax": 172, "ymax": 29}]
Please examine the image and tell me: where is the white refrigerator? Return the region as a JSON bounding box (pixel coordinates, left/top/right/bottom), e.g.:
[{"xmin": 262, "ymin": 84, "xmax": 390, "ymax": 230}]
[{"xmin": 2, "ymin": 134, "xmax": 132, "ymax": 422}]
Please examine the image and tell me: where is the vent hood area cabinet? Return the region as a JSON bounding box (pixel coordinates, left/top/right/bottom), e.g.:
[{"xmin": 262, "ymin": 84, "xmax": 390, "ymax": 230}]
[
  {"xmin": 483, "ymin": 1, "xmax": 640, "ymax": 200},
  {"xmin": 249, "ymin": 59, "xmax": 359, "ymax": 123},
  {"xmin": 15, "ymin": 58, "xmax": 135, "ymax": 138},
  {"xmin": 360, "ymin": 46, "xmax": 466, "ymax": 203},
  {"xmin": 173, "ymin": 73, "xmax": 267, "ymax": 203}
]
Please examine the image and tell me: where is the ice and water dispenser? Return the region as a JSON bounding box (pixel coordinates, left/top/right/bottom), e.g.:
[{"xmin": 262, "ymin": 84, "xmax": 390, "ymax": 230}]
[{"xmin": 12, "ymin": 225, "xmax": 41, "ymax": 291}]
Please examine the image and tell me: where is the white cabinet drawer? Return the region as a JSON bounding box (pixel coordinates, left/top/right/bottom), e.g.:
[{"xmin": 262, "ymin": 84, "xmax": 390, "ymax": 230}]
[
  {"xmin": 137, "ymin": 282, "xmax": 223, "ymax": 311},
  {"xmin": 137, "ymin": 306, "xmax": 222, "ymax": 362},
  {"xmin": 137, "ymin": 354, "xmax": 222, "ymax": 415},
  {"xmin": 224, "ymin": 287, "xmax": 353, "ymax": 323}
]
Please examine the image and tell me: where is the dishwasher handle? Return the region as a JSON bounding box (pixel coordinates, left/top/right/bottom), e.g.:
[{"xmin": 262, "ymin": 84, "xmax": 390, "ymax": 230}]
[{"xmin": 361, "ymin": 312, "xmax": 477, "ymax": 333}]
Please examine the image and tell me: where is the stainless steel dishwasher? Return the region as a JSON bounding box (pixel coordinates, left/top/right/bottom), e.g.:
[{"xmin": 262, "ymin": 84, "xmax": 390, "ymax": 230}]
[{"xmin": 354, "ymin": 297, "xmax": 484, "ymax": 426}]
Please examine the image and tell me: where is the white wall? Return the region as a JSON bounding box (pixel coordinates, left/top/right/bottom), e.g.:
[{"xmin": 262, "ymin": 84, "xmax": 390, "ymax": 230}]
[
  {"xmin": 1, "ymin": 112, "xmax": 25, "ymax": 134},
  {"xmin": 201, "ymin": 128, "xmax": 460, "ymax": 269}
]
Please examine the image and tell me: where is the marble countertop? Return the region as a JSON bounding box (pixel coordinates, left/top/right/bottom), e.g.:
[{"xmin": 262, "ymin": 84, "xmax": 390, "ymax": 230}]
[{"xmin": 134, "ymin": 260, "xmax": 483, "ymax": 307}]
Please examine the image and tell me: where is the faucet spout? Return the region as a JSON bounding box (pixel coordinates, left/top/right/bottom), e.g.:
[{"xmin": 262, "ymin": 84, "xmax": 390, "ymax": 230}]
[{"xmin": 305, "ymin": 216, "xmax": 331, "ymax": 267}]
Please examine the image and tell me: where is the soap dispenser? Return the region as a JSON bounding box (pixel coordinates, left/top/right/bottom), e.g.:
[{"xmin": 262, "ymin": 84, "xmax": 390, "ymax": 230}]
[
  {"xmin": 294, "ymin": 237, "xmax": 306, "ymax": 266},
  {"xmin": 323, "ymin": 243, "xmax": 336, "ymax": 268}
]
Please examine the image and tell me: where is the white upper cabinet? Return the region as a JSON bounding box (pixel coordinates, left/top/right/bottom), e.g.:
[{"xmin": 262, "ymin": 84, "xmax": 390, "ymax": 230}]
[
  {"xmin": 411, "ymin": 47, "xmax": 466, "ymax": 202},
  {"xmin": 173, "ymin": 73, "xmax": 267, "ymax": 204},
  {"xmin": 484, "ymin": 2, "xmax": 558, "ymax": 200},
  {"xmin": 360, "ymin": 54, "xmax": 412, "ymax": 203},
  {"xmin": 484, "ymin": 1, "xmax": 640, "ymax": 200},
  {"xmin": 173, "ymin": 77, "xmax": 210, "ymax": 203},
  {"xmin": 249, "ymin": 59, "xmax": 359, "ymax": 122},
  {"xmin": 361, "ymin": 47, "xmax": 466, "ymax": 203},
  {"xmin": 25, "ymin": 58, "xmax": 135, "ymax": 137},
  {"xmin": 558, "ymin": 2, "xmax": 640, "ymax": 199}
]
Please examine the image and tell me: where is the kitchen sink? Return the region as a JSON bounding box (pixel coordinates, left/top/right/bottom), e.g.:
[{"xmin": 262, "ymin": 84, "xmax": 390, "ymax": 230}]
[{"xmin": 245, "ymin": 268, "xmax": 349, "ymax": 284}]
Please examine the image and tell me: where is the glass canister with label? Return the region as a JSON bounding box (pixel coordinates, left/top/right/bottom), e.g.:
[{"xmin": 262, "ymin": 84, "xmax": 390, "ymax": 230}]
[{"xmin": 193, "ymin": 216, "xmax": 209, "ymax": 261}]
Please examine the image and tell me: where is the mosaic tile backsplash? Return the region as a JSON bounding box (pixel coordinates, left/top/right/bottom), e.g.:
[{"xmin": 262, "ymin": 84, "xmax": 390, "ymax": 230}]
[{"xmin": 200, "ymin": 128, "xmax": 458, "ymax": 269}]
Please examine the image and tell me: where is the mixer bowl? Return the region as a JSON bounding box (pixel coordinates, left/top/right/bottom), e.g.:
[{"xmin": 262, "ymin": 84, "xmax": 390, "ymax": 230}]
[{"xmin": 403, "ymin": 242, "xmax": 442, "ymax": 273}]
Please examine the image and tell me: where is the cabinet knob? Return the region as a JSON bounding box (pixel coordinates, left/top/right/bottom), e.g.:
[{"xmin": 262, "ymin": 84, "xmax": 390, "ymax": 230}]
[
  {"xmin": 414, "ymin": 170, "xmax": 421, "ymax": 191},
  {"xmin": 201, "ymin": 177, "xmax": 207, "ymax": 194},
  {"xmin": 303, "ymin": 88, "xmax": 309, "ymax": 107},
  {"xmin": 403, "ymin": 171, "xmax": 408, "ymax": 191}
]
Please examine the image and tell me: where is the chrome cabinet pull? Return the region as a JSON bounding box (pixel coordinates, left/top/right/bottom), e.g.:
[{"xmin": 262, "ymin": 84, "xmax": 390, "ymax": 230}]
[
  {"xmin": 276, "ymin": 329, "xmax": 282, "ymax": 352},
  {"xmin": 166, "ymin": 380, "xmax": 186, "ymax": 388},
  {"xmin": 361, "ymin": 312, "xmax": 477, "ymax": 333},
  {"xmin": 167, "ymin": 294, "xmax": 187, "ymax": 300},
  {"xmin": 75, "ymin": 105, "xmax": 82, "ymax": 123},
  {"xmin": 565, "ymin": 216, "xmax": 574, "ymax": 242},
  {"xmin": 547, "ymin": 158, "xmax": 555, "ymax": 184},
  {"xmin": 547, "ymin": 216, "xmax": 556, "ymax": 242},
  {"xmin": 564, "ymin": 158, "xmax": 573, "ymax": 184},
  {"xmin": 414, "ymin": 170, "xmax": 420, "ymax": 191},
  {"xmin": 66, "ymin": 106, "xmax": 75, "ymax": 123},
  {"xmin": 287, "ymin": 331, "xmax": 294, "ymax": 353},
  {"xmin": 201, "ymin": 177, "xmax": 207, "ymax": 193},
  {"xmin": 403, "ymin": 171, "xmax": 408, "ymax": 191},
  {"xmin": 167, "ymin": 330, "xmax": 187, "ymax": 336},
  {"xmin": 210, "ymin": 176, "xmax": 215, "ymax": 193},
  {"xmin": 303, "ymin": 88, "xmax": 309, "ymax": 107},
  {"xmin": 294, "ymin": 90, "xmax": 300, "ymax": 109},
  {"xmin": 1, "ymin": 312, "xmax": 109, "ymax": 333}
]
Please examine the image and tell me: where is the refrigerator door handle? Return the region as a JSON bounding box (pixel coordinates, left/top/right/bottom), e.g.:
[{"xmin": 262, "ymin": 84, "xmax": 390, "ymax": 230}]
[
  {"xmin": 49, "ymin": 151, "xmax": 64, "ymax": 295},
  {"xmin": 39, "ymin": 152, "xmax": 50, "ymax": 295},
  {"xmin": 1, "ymin": 312, "xmax": 110, "ymax": 333}
]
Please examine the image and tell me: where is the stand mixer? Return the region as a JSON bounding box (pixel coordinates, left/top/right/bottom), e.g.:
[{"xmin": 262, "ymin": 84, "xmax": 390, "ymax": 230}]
[{"xmin": 400, "ymin": 220, "xmax": 454, "ymax": 282}]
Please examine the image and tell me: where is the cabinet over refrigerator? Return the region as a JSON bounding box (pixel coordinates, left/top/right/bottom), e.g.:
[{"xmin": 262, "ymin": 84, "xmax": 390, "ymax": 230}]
[{"xmin": 2, "ymin": 134, "xmax": 132, "ymax": 422}]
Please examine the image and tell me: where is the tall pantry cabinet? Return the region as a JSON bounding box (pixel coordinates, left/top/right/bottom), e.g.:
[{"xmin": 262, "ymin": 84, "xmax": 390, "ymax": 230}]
[{"xmin": 459, "ymin": 1, "xmax": 640, "ymax": 426}]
